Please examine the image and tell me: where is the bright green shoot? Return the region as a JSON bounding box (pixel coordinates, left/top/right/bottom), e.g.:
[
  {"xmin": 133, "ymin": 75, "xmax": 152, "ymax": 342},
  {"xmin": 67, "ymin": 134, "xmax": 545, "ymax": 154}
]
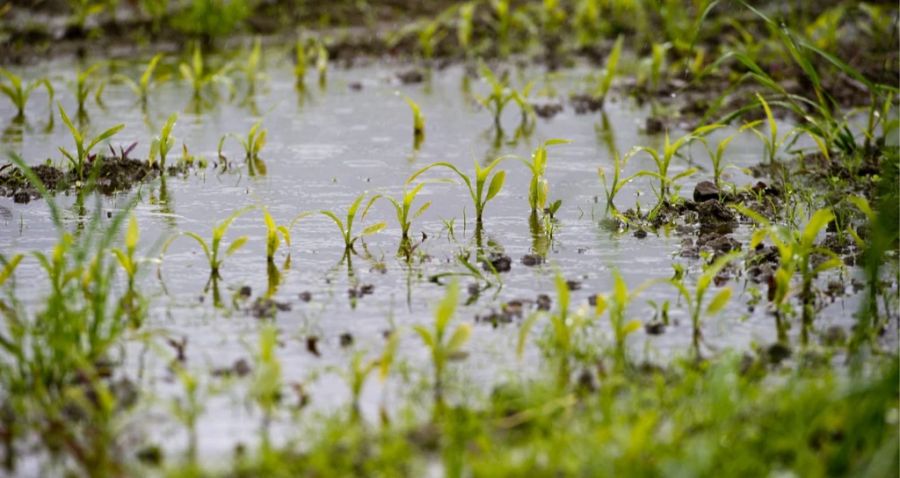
[
  {"xmin": 738, "ymin": 206, "xmax": 841, "ymax": 344},
  {"xmin": 384, "ymin": 183, "xmax": 431, "ymax": 243},
  {"xmin": 593, "ymin": 35, "xmax": 624, "ymax": 102},
  {"xmin": 627, "ymin": 124, "xmax": 721, "ymax": 215},
  {"xmin": 57, "ymin": 102, "xmax": 125, "ymax": 182},
  {"xmin": 402, "ymin": 95, "xmax": 425, "ymax": 146},
  {"xmin": 179, "ymin": 44, "xmax": 230, "ymax": 98},
  {"xmin": 519, "ymin": 139, "xmax": 570, "ymax": 214},
  {"xmin": 475, "ymin": 61, "xmax": 515, "ymax": 129},
  {"xmin": 315, "ymin": 41, "xmax": 328, "ymax": 86},
  {"xmin": 749, "ymin": 93, "xmax": 794, "ymax": 165},
  {"xmin": 457, "ymin": 2, "xmax": 476, "ymax": 52},
  {"xmin": 593, "ymin": 270, "xmax": 657, "ymax": 368},
  {"xmin": 113, "ymin": 53, "xmax": 165, "ymax": 104},
  {"xmin": 169, "ymin": 207, "xmax": 252, "ymax": 278},
  {"xmin": 413, "ymin": 280, "xmax": 471, "ymax": 410},
  {"xmin": 149, "ymin": 112, "xmax": 177, "ymax": 170},
  {"xmin": 699, "ymin": 121, "xmax": 760, "ymax": 188},
  {"xmin": 111, "ymin": 215, "xmax": 141, "ymax": 304},
  {"xmin": 0, "ymin": 68, "xmax": 54, "ymax": 118},
  {"xmin": 670, "ymin": 252, "xmax": 739, "ymax": 358},
  {"xmin": 320, "ymin": 192, "xmax": 386, "ymax": 255},
  {"xmin": 262, "ymin": 207, "xmax": 291, "ymax": 263},
  {"xmin": 599, "ymin": 150, "xmax": 646, "ymax": 218},
  {"xmin": 294, "ymin": 39, "xmax": 307, "ymax": 85},
  {"xmin": 253, "ymin": 324, "xmax": 282, "ymax": 442},
  {"xmin": 346, "ymin": 331, "xmax": 399, "ymax": 420},
  {"xmin": 407, "ymin": 158, "xmax": 506, "ymax": 227},
  {"xmin": 220, "ymin": 120, "xmax": 267, "ymax": 175}
]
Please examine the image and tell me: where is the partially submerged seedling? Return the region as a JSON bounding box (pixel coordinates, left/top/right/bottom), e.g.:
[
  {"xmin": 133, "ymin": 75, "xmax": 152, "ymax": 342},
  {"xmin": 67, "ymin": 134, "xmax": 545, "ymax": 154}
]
[
  {"xmin": 111, "ymin": 215, "xmax": 143, "ymax": 323},
  {"xmin": 669, "ymin": 252, "xmax": 739, "ymax": 358},
  {"xmin": 0, "ymin": 68, "xmax": 54, "ymax": 118},
  {"xmin": 73, "ymin": 64, "xmax": 102, "ymax": 115},
  {"xmin": 148, "ymin": 112, "xmax": 177, "ymax": 171},
  {"xmin": 219, "ymin": 120, "xmax": 267, "ymax": 175},
  {"xmin": 401, "ymin": 94, "xmax": 425, "ymax": 149},
  {"xmin": 345, "ymin": 331, "xmax": 399, "ymax": 421},
  {"xmin": 599, "ymin": 150, "xmax": 645, "ymax": 220},
  {"xmin": 164, "ymin": 207, "xmax": 252, "ymax": 279},
  {"xmin": 314, "ymin": 40, "xmax": 328, "ymax": 87},
  {"xmin": 627, "ymin": 124, "xmax": 721, "ymax": 217},
  {"xmin": 319, "ymin": 192, "xmax": 386, "ymax": 258},
  {"xmin": 113, "ymin": 53, "xmax": 165, "ymax": 105},
  {"xmin": 179, "ymin": 44, "xmax": 231, "ymax": 99},
  {"xmin": 475, "ymin": 62, "xmax": 533, "ymax": 130},
  {"xmin": 592, "ymin": 270, "xmax": 659, "ymax": 369},
  {"xmin": 413, "ymin": 280, "xmax": 471, "ymax": 411},
  {"xmin": 253, "ymin": 324, "xmax": 282, "ymax": 445},
  {"xmin": 519, "ymin": 139, "xmax": 570, "ymax": 215},
  {"xmin": 57, "ymin": 102, "xmax": 125, "ymax": 182},
  {"xmin": 407, "ymin": 158, "xmax": 506, "ymax": 229},
  {"xmin": 262, "ymin": 207, "xmax": 291, "ymax": 264},
  {"xmin": 383, "ymin": 183, "xmax": 431, "ymax": 255}
]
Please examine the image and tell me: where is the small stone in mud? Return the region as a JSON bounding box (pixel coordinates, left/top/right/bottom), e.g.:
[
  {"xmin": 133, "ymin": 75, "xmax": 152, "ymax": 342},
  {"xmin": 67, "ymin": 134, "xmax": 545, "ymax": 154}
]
[
  {"xmin": 484, "ymin": 253, "xmax": 512, "ymax": 273},
  {"xmin": 645, "ymin": 320, "xmax": 666, "ymax": 335},
  {"xmin": 536, "ymin": 294, "xmax": 552, "ymax": 311},
  {"xmin": 298, "ymin": 291, "xmax": 312, "ymax": 302},
  {"xmin": 532, "ymin": 101, "xmax": 564, "ymax": 119},
  {"xmin": 569, "ymin": 94, "xmax": 604, "ymax": 114},
  {"xmin": 348, "ymin": 81, "xmax": 363, "ymax": 91},
  {"xmin": 467, "ymin": 282, "xmax": 481, "ymax": 297},
  {"xmin": 822, "ymin": 326, "xmax": 847, "ymax": 346},
  {"xmin": 765, "ymin": 342, "xmax": 792, "ymax": 365},
  {"xmin": 521, "ymin": 254, "xmax": 544, "ymax": 266},
  {"xmin": 136, "ymin": 445, "xmax": 164, "ymax": 466},
  {"xmin": 588, "ymin": 294, "xmax": 599, "ymax": 306},
  {"xmin": 339, "ymin": 332, "xmax": 354, "ymax": 348},
  {"xmin": 644, "ymin": 116, "xmax": 664, "ymax": 134},
  {"xmin": 397, "ymin": 69, "xmax": 425, "ymax": 84},
  {"xmin": 238, "ymin": 286, "xmax": 252, "ymax": 299},
  {"xmin": 360, "ymin": 284, "xmax": 375, "ymax": 296},
  {"xmin": 697, "ymin": 199, "xmax": 737, "ymax": 233},
  {"xmin": 502, "ymin": 300, "xmax": 524, "ymax": 319},
  {"xmin": 566, "ymin": 280, "xmax": 582, "ymax": 291},
  {"xmin": 633, "ymin": 229, "xmax": 648, "ymax": 239},
  {"xmin": 306, "ymin": 336, "xmax": 321, "ymax": 357},
  {"xmin": 12, "ymin": 191, "xmax": 29, "ymax": 204},
  {"xmin": 693, "ymin": 181, "xmax": 720, "ymax": 203}
]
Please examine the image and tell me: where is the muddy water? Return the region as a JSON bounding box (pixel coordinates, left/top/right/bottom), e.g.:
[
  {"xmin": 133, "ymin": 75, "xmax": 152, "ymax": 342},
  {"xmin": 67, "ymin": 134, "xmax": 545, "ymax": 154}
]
[{"xmin": 0, "ymin": 52, "xmax": 862, "ymax": 462}]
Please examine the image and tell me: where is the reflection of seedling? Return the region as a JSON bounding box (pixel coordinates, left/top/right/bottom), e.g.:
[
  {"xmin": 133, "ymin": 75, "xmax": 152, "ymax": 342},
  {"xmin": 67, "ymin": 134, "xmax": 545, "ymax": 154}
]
[
  {"xmin": 0, "ymin": 69, "xmax": 54, "ymax": 118},
  {"xmin": 413, "ymin": 280, "xmax": 471, "ymax": 411},
  {"xmin": 670, "ymin": 252, "xmax": 739, "ymax": 358},
  {"xmin": 57, "ymin": 103, "xmax": 125, "ymax": 182},
  {"xmin": 320, "ymin": 192, "xmax": 386, "ymax": 257},
  {"xmin": 148, "ymin": 112, "xmax": 177, "ymax": 171},
  {"xmin": 408, "ymin": 158, "xmax": 506, "ymax": 228},
  {"xmin": 165, "ymin": 207, "xmax": 252, "ymax": 278},
  {"xmin": 113, "ymin": 53, "xmax": 165, "ymax": 105},
  {"xmin": 519, "ymin": 139, "xmax": 570, "ymax": 215}
]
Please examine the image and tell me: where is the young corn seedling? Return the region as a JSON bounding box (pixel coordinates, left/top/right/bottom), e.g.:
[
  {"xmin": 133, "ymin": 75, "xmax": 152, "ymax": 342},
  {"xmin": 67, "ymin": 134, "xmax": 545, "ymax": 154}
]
[
  {"xmin": 592, "ymin": 270, "xmax": 658, "ymax": 370},
  {"xmin": 262, "ymin": 207, "xmax": 291, "ymax": 264},
  {"xmin": 698, "ymin": 121, "xmax": 760, "ymax": 189},
  {"xmin": 57, "ymin": 103, "xmax": 125, "ymax": 182},
  {"xmin": 491, "ymin": 0, "xmax": 512, "ymax": 57},
  {"xmin": 294, "ymin": 39, "xmax": 307, "ymax": 86},
  {"xmin": 402, "ymin": 94, "xmax": 425, "ymax": 149},
  {"xmin": 179, "ymin": 44, "xmax": 230, "ymax": 100},
  {"xmin": 413, "ymin": 280, "xmax": 471, "ymax": 412},
  {"xmin": 517, "ymin": 272, "xmax": 586, "ymax": 388},
  {"xmin": 475, "ymin": 62, "xmax": 515, "ymax": 130},
  {"xmin": 626, "ymin": 124, "xmax": 720, "ymax": 217},
  {"xmin": 148, "ymin": 112, "xmax": 177, "ymax": 171},
  {"xmin": 73, "ymin": 63, "xmax": 102, "ymax": 115},
  {"xmin": 457, "ymin": 2, "xmax": 476, "ymax": 54},
  {"xmin": 0, "ymin": 69, "xmax": 54, "ymax": 118},
  {"xmin": 111, "ymin": 215, "xmax": 142, "ymax": 323},
  {"xmin": 738, "ymin": 206, "xmax": 841, "ymax": 345},
  {"xmin": 749, "ymin": 93, "xmax": 798, "ymax": 166},
  {"xmin": 345, "ymin": 331, "xmax": 399, "ymax": 421},
  {"xmin": 219, "ymin": 120, "xmax": 267, "ymax": 175},
  {"xmin": 164, "ymin": 206, "xmax": 252, "ymax": 279},
  {"xmin": 383, "ymin": 183, "xmax": 431, "ymax": 255},
  {"xmin": 314, "ymin": 40, "xmax": 328, "ymax": 87},
  {"xmin": 591, "ymin": 35, "xmax": 623, "ymax": 106},
  {"xmin": 407, "ymin": 157, "xmax": 506, "ymax": 229},
  {"xmin": 253, "ymin": 324, "xmax": 282, "ymax": 446},
  {"xmin": 239, "ymin": 38, "xmax": 264, "ymax": 96},
  {"xmin": 519, "ymin": 139, "xmax": 570, "ymax": 215},
  {"xmin": 112, "ymin": 53, "xmax": 165, "ymax": 105},
  {"xmin": 320, "ymin": 192, "xmax": 386, "ymax": 258},
  {"xmin": 670, "ymin": 252, "xmax": 739, "ymax": 359},
  {"xmin": 598, "ymin": 150, "xmax": 647, "ymax": 219}
]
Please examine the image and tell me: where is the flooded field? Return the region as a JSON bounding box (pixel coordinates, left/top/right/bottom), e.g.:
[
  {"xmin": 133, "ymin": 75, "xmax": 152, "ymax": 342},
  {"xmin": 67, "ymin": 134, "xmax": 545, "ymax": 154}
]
[{"xmin": 0, "ymin": 1, "xmax": 897, "ymax": 476}]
